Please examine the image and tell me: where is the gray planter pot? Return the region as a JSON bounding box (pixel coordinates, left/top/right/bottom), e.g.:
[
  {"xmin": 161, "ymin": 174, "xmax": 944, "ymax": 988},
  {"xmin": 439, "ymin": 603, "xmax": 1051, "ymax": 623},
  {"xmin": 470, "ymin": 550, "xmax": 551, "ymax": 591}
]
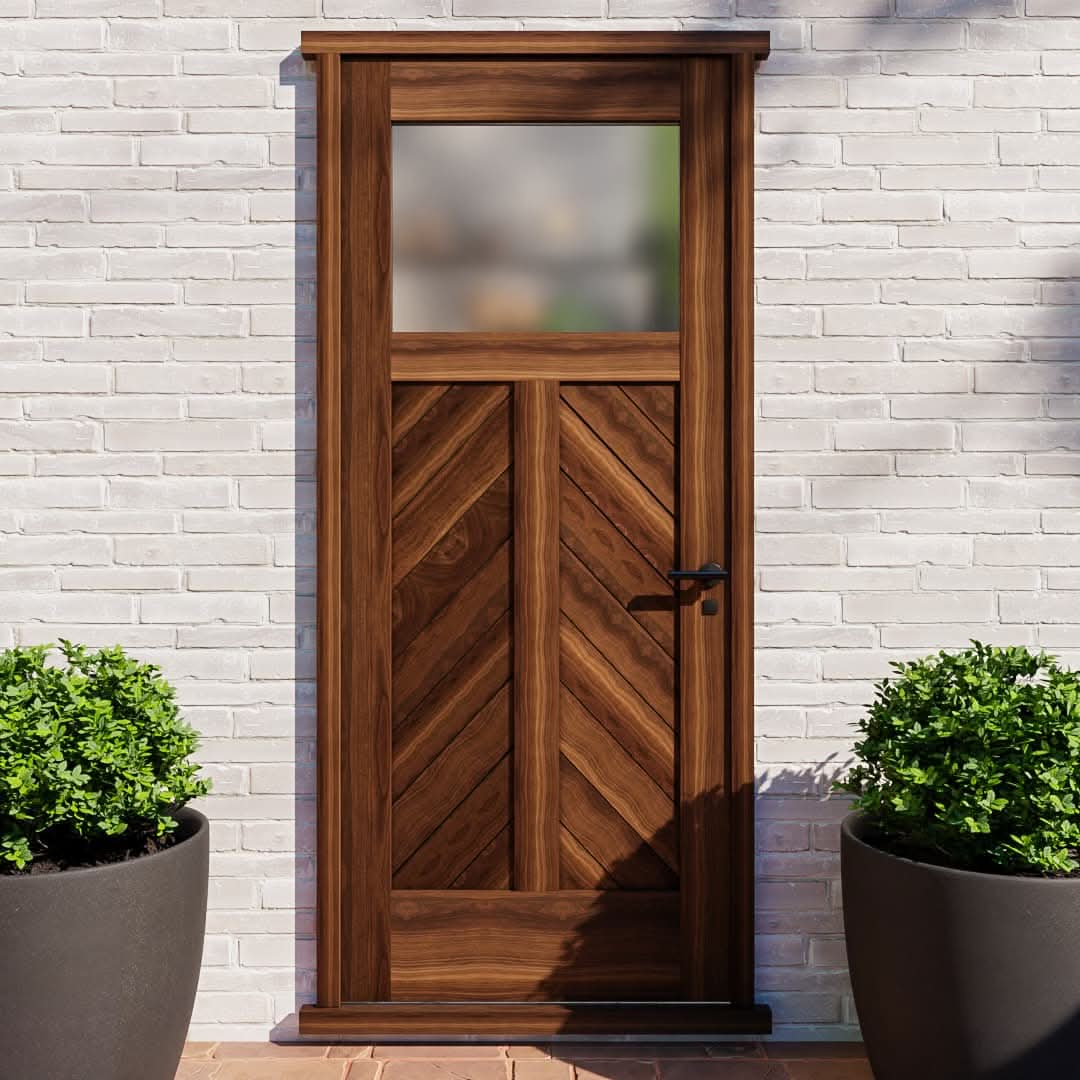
[
  {"xmin": 0, "ymin": 808, "xmax": 209, "ymax": 1080},
  {"xmin": 842, "ymin": 812, "xmax": 1080, "ymax": 1080}
]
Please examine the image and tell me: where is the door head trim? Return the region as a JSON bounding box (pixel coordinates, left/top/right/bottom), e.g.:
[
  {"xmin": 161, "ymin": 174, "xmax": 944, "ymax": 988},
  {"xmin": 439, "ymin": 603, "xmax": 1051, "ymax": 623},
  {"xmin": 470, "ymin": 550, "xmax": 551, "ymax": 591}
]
[{"xmin": 301, "ymin": 30, "xmax": 770, "ymax": 60}]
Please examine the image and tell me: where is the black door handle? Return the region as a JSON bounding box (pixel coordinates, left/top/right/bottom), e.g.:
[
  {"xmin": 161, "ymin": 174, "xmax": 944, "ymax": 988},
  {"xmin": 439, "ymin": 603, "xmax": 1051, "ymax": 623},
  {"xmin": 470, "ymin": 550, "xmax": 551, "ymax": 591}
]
[{"xmin": 667, "ymin": 562, "xmax": 729, "ymax": 587}]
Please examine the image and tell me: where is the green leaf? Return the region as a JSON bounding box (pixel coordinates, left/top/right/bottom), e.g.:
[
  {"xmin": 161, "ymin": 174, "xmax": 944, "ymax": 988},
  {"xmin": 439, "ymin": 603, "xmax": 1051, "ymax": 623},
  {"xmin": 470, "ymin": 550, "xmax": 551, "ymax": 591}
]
[
  {"xmin": 834, "ymin": 641, "xmax": 1080, "ymax": 876},
  {"xmin": 0, "ymin": 642, "xmax": 211, "ymax": 871}
]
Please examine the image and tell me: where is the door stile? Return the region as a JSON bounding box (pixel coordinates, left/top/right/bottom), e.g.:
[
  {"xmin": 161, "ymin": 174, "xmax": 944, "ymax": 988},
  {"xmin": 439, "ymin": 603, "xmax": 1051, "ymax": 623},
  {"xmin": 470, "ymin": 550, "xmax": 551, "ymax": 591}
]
[
  {"xmin": 513, "ymin": 381, "xmax": 562, "ymax": 892},
  {"xmin": 728, "ymin": 51, "xmax": 758, "ymax": 1008},
  {"xmin": 679, "ymin": 55, "xmax": 731, "ymax": 1003},
  {"xmin": 340, "ymin": 58, "xmax": 393, "ymax": 1003}
]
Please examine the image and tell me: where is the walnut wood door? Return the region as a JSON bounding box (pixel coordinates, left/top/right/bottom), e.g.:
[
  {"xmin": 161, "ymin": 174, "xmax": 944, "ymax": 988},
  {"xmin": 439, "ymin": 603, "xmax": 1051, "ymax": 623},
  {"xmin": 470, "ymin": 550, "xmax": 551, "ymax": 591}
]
[{"xmin": 305, "ymin": 31, "xmax": 767, "ymax": 1038}]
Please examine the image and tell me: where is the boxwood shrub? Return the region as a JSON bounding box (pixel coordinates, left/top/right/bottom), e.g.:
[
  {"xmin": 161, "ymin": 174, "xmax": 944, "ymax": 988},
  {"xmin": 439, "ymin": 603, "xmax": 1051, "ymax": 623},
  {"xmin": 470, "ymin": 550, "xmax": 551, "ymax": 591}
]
[
  {"xmin": 839, "ymin": 641, "xmax": 1080, "ymax": 876},
  {"xmin": 0, "ymin": 641, "xmax": 209, "ymax": 872}
]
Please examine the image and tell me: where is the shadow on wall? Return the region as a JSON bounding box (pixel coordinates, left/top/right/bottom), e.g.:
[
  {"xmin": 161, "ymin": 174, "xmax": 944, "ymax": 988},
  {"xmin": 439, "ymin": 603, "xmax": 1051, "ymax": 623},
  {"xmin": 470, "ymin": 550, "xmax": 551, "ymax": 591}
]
[
  {"xmin": 270, "ymin": 0, "xmax": 1080, "ymax": 1041},
  {"xmin": 280, "ymin": 47, "xmax": 318, "ymax": 1031}
]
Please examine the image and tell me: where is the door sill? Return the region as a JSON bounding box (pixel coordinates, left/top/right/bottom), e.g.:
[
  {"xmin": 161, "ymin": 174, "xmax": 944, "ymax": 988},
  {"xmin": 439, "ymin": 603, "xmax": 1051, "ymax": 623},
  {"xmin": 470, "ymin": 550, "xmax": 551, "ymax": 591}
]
[{"xmin": 299, "ymin": 1002, "xmax": 772, "ymax": 1038}]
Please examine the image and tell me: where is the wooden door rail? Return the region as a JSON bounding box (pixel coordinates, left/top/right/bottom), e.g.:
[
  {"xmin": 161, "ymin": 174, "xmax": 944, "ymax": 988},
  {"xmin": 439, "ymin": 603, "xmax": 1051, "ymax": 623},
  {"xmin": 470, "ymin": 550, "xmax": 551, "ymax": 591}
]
[
  {"xmin": 391, "ymin": 333, "xmax": 680, "ymax": 382},
  {"xmin": 391, "ymin": 60, "xmax": 680, "ymax": 123}
]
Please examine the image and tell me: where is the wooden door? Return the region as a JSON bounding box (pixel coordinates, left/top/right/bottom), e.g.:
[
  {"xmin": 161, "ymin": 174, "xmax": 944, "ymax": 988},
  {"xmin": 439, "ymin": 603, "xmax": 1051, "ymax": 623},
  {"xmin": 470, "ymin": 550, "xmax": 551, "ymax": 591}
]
[{"xmin": 303, "ymin": 31, "xmax": 768, "ymax": 1039}]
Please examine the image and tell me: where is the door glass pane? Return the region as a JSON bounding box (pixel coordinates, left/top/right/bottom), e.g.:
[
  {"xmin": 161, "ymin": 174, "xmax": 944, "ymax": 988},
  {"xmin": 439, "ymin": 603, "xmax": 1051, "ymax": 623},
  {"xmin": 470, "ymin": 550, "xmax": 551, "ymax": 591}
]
[{"xmin": 392, "ymin": 125, "xmax": 679, "ymax": 333}]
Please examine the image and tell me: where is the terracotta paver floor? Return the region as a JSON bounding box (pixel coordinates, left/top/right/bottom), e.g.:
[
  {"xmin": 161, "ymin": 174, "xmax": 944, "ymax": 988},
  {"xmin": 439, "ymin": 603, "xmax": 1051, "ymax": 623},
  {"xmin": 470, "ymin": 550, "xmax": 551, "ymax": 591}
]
[{"xmin": 178, "ymin": 1042, "xmax": 871, "ymax": 1079}]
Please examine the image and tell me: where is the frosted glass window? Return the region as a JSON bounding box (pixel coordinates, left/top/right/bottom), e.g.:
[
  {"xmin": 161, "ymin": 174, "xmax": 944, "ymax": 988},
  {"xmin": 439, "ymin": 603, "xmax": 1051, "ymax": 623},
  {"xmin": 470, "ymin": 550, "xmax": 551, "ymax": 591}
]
[{"xmin": 392, "ymin": 125, "xmax": 679, "ymax": 333}]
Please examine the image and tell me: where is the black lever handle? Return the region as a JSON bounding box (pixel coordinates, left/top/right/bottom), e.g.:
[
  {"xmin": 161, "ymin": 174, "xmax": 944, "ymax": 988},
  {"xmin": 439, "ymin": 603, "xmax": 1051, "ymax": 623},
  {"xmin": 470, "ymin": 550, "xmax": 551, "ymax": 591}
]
[{"xmin": 667, "ymin": 562, "xmax": 729, "ymax": 587}]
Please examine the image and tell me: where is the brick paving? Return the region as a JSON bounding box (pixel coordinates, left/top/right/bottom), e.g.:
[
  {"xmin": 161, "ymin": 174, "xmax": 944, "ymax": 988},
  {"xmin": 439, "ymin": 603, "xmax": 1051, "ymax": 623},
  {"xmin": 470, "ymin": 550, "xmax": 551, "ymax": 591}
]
[{"xmin": 178, "ymin": 1043, "xmax": 871, "ymax": 1079}]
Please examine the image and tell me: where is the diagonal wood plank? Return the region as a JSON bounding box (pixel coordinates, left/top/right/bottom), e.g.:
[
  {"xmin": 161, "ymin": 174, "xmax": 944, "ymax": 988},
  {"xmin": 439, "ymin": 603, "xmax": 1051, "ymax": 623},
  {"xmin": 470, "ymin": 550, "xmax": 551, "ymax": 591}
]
[
  {"xmin": 393, "ymin": 401, "xmax": 511, "ymax": 584},
  {"xmin": 560, "ymin": 616, "xmax": 674, "ymax": 799},
  {"xmin": 393, "ymin": 383, "xmax": 509, "ymax": 515},
  {"xmin": 560, "ymin": 471, "xmax": 674, "ymax": 657},
  {"xmin": 394, "ymin": 540, "xmax": 511, "ymax": 722},
  {"xmin": 561, "ymin": 686, "xmax": 678, "ymax": 871},
  {"xmin": 394, "ymin": 755, "xmax": 511, "ymax": 889},
  {"xmin": 562, "ymin": 384, "xmax": 675, "ymax": 514},
  {"xmin": 393, "ymin": 612, "xmax": 511, "ymax": 798},
  {"xmin": 452, "ymin": 826, "xmax": 512, "ymax": 889},
  {"xmin": 622, "ymin": 384, "xmax": 675, "ymax": 445},
  {"xmin": 560, "ymin": 756, "xmax": 677, "ymax": 890},
  {"xmin": 561, "ymin": 544, "xmax": 674, "ymax": 725},
  {"xmin": 560, "ymin": 825, "xmax": 618, "ymax": 890},
  {"xmin": 393, "ymin": 683, "xmax": 511, "ymax": 871},
  {"xmin": 561, "ymin": 404, "xmax": 673, "ymax": 576},
  {"xmin": 392, "ymin": 383, "xmax": 450, "ymax": 445},
  {"xmin": 392, "ymin": 469, "xmax": 511, "ymax": 657}
]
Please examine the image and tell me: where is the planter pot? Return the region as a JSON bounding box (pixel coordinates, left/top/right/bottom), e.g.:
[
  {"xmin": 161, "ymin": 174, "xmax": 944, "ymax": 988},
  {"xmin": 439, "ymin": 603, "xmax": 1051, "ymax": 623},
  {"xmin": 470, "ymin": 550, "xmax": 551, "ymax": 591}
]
[
  {"xmin": 0, "ymin": 808, "xmax": 209, "ymax": 1080},
  {"xmin": 842, "ymin": 812, "xmax": 1080, "ymax": 1080}
]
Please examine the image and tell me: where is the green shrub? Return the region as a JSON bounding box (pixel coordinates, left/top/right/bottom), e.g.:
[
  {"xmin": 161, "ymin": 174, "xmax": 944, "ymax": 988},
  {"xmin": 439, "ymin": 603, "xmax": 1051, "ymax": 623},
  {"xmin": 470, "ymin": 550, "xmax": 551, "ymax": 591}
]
[
  {"xmin": 0, "ymin": 641, "xmax": 209, "ymax": 872},
  {"xmin": 839, "ymin": 641, "xmax": 1080, "ymax": 876}
]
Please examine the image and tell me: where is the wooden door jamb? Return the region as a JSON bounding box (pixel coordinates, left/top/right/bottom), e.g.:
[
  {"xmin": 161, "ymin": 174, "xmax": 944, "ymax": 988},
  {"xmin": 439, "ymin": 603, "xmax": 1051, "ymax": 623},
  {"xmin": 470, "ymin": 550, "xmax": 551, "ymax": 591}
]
[{"xmin": 304, "ymin": 31, "xmax": 768, "ymax": 1036}]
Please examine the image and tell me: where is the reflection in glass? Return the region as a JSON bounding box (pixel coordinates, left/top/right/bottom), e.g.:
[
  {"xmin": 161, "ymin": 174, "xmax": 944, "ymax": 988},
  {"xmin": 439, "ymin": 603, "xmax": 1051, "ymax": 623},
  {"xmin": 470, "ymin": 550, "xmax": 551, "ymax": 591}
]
[{"xmin": 392, "ymin": 125, "xmax": 679, "ymax": 333}]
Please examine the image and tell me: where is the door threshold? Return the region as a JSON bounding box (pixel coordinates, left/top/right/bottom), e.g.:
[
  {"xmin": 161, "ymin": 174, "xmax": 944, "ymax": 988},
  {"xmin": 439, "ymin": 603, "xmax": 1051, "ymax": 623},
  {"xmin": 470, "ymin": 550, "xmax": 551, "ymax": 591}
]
[{"xmin": 299, "ymin": 1002, "xmax": 772, "ymax": 1038}]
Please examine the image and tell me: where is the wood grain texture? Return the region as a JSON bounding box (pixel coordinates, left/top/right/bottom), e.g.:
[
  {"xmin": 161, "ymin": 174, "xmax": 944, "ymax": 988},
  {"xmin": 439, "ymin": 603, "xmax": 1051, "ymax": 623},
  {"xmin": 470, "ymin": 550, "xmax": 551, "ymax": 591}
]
[
  {"xmin": 393, "ymin": 758, "xmax": 512, "ymax": 890},
  {"xmin": 452, "ymin": 826, "xmax": 512, "ymax": 890},
  {"xmin": 560, "ymin": 470, "xmax": 674, "ymax": 655},
  {"xmin": 390, "ymin": 384, "xmax": 513, "ymax": 890},
  {"xmin": 560, "ymin": 403, "xmax": 673, "ymax": 576},
  {"xmin": 562, "ymin": 384, "xmax": 675, "ymax": 514},
  {"xmin": 560, "ymin": 617, "xmax": 674, "ymax": 799},
  {"xmin": 623, "ymin": 384, "xmax": 676, "ymax": 443},
  {"xmin": 392, "ymin": 613, "xmax": 510, "ymax": 799},
  {"xmin": 393, "ymin": 540, "xmax": 511, "ymax": 723},
  {"xmin": 392, "ymin": 470, "xmax": 511, "ymax": 657},
  {"xmin": 301, "ymin": 30, "xmax": 772, "ymax": 58},
  {"xmin": 392, "ymin": 333, "xmax": 679, "ymax": 383},
  {"xmin": 514, "ymin": 382, "xmax": 560, "ymax": 892},
  {"xmin": 679, "ymin": 54, "xmax": 731, "ymax": 1004},
  {"xmin": 391, "ymin": 401, "xmax": 511, "ymax": 584},
  {"xmin": 339, "ymin": 57, "xmax": 392, "ymax": 1004},
  {"xmin": 729, "ymin": 51, "xmax": 758, "ymax": 1009},
  {"xmin": 388, "ymin": 891, "xmax": 680, "ymax": 1002},
  {"xmin": 557, "ymin": 381, "xmax": 678, "ymax": 894},
  {"xmin": 392, "ymin": 683, "xmax": 511, "ymax": 875},
  {"xmin": 315, "ymin": 50, "xmax": 343, "ymax": 1010},
  {"xmin": 391, "ymin": 382, "xmax": 449, "ymax": 444},
  {"xmin": 560, "ymin": 545, "xmax": 674, "ymax": 725},
  {"xmin": 559, "ymin": 757, "xmax": 677, "ymax": 891},
  {"xmin": 391, "ymin": 383, "xmax": 508, "ymax": 515},
  {"xmin": 299, "ymin": 1002, "xmax": 773, "ymax": 1038},
  {"xmin": 560, "ymin": 688, "xmax": 677, "ymax": 872},
  {"xmin": 391, "ymin": 59, "xmax": 679, "ymax": 122},
  {"xmin": 560, "ymin": 824, "xmax": 618, "ymax": 890}
]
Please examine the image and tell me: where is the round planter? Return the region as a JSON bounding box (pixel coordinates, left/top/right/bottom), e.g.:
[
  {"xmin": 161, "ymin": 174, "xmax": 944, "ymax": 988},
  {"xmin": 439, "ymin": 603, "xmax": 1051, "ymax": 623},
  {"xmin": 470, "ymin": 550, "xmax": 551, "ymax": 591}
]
[
  {"xmin": 842, "ymin": 812, "xmax": 1080, "ymax": 1080},
  {"xmin": 0, "ymin": 808, "xmax": 209, "ymax": 1080}
]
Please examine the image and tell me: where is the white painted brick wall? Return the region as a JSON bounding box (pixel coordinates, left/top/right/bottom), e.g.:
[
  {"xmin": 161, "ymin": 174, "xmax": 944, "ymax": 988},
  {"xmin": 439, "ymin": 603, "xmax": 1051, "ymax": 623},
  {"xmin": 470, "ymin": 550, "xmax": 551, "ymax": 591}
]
[{"xmin": 0, "ymin": 0, "xmax": 1077, "ymax": 1043}]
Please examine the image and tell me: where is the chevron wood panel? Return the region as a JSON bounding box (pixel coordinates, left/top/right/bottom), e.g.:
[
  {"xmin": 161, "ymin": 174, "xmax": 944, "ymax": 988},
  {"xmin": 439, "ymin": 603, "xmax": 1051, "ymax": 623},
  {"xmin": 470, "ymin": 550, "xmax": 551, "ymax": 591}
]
[
  {"xmin": 558, "ymin": 383, "xmax": 678, "ymax": 890},
  {"xmin": 391, "ymin": 383, "xmax": 513, "ymax": 890}
]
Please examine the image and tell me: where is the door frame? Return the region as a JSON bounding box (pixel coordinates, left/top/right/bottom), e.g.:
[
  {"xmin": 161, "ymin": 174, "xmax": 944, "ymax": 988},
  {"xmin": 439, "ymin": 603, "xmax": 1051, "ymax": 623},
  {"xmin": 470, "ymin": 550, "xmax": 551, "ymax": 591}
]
[{"xmin": 300, "ymin": 30, "xmax": 770, "ymax": 1038}]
